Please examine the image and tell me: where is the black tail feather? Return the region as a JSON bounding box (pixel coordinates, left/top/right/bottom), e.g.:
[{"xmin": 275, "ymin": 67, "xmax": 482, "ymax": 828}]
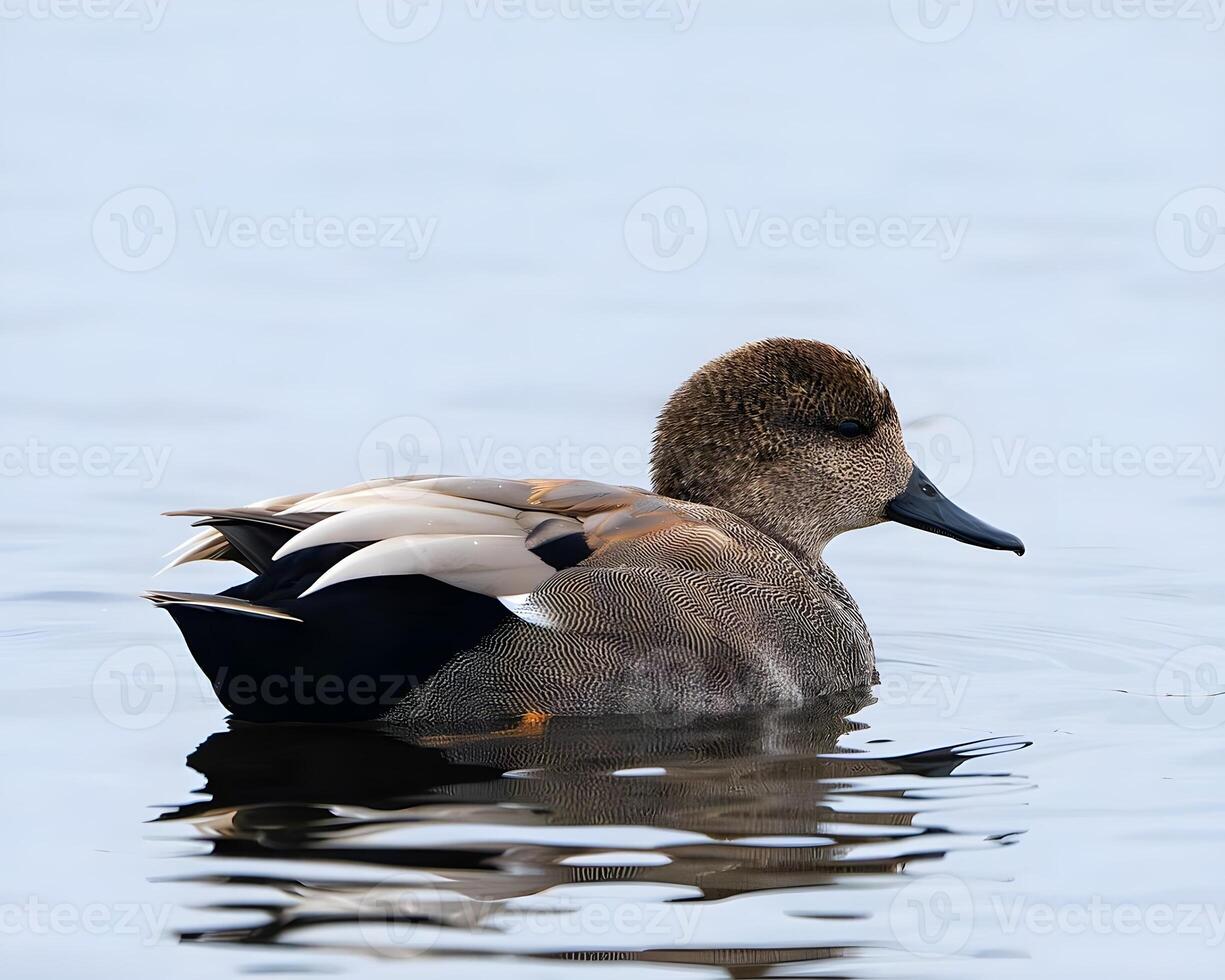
[{"xmin": 167, "ymin": 509, "xmax": 333, "ymax": 572}]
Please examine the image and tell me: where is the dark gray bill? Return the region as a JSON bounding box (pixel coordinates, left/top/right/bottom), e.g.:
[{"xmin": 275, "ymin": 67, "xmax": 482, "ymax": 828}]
[{"xmin": 885, "ymin": 466, "xmax": 1025, "ymax": 556}]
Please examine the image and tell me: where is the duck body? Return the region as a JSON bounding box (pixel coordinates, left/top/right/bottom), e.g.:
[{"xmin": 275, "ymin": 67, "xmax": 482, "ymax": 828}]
[
  {"xmin": 149, "ymin": 340, "xmax": 1022, "ymax": 725},
  {"xmin": 152, "ymin": 478, "xmax": 875, "ymax": 724}
]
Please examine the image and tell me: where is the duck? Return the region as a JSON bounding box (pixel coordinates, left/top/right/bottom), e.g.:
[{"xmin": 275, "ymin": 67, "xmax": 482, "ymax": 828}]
[{"xmin": 146, "ymin": 338, "xmax": 1023, "ymax": 726}]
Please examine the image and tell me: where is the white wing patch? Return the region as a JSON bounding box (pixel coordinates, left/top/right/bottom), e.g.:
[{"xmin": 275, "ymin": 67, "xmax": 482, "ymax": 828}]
[
  {"xmin": 272, "ymin": 503, "xmax": 524, "ymax": 561},
  {"xmin": 160, "ymin": 479, "xmax": 615, "ymax": 610},
  {"xmin": 275, "ymin": 491, "xmax": 579, "ymax": 599},
  {"xmin": 300, "ymin": 532, "xmax": 556, "ymax": 599}
]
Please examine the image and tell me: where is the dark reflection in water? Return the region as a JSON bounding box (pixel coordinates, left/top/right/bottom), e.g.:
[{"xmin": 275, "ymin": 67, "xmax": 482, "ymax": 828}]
[{"xmin": 154, "ymin": 696, "xmax": 1030, "ymax": 972}]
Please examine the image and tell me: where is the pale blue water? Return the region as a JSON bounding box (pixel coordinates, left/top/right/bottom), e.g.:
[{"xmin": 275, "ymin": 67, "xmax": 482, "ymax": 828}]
[{"xmin": 2, "ymin": 3, "xmax": 1224, "ymax": 977}]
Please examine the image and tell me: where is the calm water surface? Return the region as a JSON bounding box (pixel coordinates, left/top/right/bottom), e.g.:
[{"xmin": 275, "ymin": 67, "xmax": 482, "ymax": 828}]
[{"xmin": 2, "ymin": 4, "xmax": 1223, "ymax": 977}]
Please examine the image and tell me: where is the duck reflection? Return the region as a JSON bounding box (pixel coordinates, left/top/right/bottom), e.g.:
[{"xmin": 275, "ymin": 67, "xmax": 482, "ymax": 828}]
[{"xmin": 155, "ymin": 694, "xmax": 1029, "ymax": 970}]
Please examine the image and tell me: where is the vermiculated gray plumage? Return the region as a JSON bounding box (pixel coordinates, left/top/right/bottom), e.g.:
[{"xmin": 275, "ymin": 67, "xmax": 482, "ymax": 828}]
[{"xmin": 385, "ymin": 497, "xmax": 877, "ymax": 729}]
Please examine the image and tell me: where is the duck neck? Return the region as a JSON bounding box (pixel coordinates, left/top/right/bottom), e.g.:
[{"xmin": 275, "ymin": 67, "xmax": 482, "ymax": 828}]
[
  {"xmin": 651, "ymin": 453, "xmax": 846, "ymax": 565},
  {"xmin": 708, "ymin": 491, "xmax": 842, "ymax": 569}
]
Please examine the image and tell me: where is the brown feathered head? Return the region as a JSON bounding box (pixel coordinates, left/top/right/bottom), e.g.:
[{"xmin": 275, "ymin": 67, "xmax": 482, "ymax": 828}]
[{"xmin": 652, "ymin": 339, "xmax": 1023, "ymax": 558}]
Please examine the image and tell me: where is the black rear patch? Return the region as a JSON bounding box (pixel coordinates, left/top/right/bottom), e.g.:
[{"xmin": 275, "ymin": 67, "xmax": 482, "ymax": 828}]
[{"xmin": 160, "ymin": 544, "xmax": 510, "ymax": 723}]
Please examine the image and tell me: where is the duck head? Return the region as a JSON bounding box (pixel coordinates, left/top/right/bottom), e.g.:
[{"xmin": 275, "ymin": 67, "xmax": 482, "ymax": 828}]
[{"xmin": 651, "ymin": 338, "xmax": 1024, "ymax": 559}]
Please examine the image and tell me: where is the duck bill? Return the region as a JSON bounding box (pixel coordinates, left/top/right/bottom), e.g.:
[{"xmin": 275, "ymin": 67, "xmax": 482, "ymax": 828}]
[{"xmin": 885, "ymin": 466, "xmax": 1025, "ymax": 556}]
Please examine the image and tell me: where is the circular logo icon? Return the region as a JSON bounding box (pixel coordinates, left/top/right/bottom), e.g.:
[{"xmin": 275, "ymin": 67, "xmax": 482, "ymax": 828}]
[
  {"xmin": 92, "ymin": 645, "xmax": 177, "ymax": 730},
  {"xmin": 889, "ymin": 0, "xmax": 975, "ymax": 43},
  {"xmin": 905, "ymin": 414, "xmax": 974, "ymax": 497},
  {"xmin": 92, "ymin": 187, "xmax": 177, "ymax": 272},
  {"xmin": 624, "ymin": 187, "xmax": 709, "ymax": 272},
  {"xmin": 1155, "ymin": 187, "xmax": 1225, "ymax": 273},
  {"xmin": 888, "ymin": 874, "xmax": 974, "ymax": 957},
  {"xmin": 1155, "ymin": 645, "xmax": 1225, "ymax": 730},
  {"xmin": 356, "ymin": 0, "xmax": 443, "ymax": 43},
  {"xmin": 357, "ymin": 414, "xmax": 444, "ymax": 499},
  {"xmin": 356, "ymin": 874, "xmax": 444, "ymax": 955}
]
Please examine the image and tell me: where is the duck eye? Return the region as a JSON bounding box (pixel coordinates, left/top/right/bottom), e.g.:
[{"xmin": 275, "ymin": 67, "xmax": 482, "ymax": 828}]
[{"xmin": 836, "ymin": 420, "xmax": 864, "ymax": 438}]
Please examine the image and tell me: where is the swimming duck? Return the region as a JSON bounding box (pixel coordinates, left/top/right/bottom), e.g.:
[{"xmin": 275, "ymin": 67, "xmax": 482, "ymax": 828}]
[{"xmin": 147, "ymin": 339, "xmax": 1023, "ymax": 725}]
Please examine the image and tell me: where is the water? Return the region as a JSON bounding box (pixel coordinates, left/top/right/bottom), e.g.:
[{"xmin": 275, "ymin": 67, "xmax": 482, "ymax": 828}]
[{"xmin": 2, "ymin": 3, "xmax": 1224, "ymax": 976}]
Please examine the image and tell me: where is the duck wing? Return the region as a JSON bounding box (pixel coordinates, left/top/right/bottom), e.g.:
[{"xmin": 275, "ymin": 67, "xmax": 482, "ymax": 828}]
[{"xmin": 158, "ymin": 476, "xmax": 676, "ymax": 601}]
